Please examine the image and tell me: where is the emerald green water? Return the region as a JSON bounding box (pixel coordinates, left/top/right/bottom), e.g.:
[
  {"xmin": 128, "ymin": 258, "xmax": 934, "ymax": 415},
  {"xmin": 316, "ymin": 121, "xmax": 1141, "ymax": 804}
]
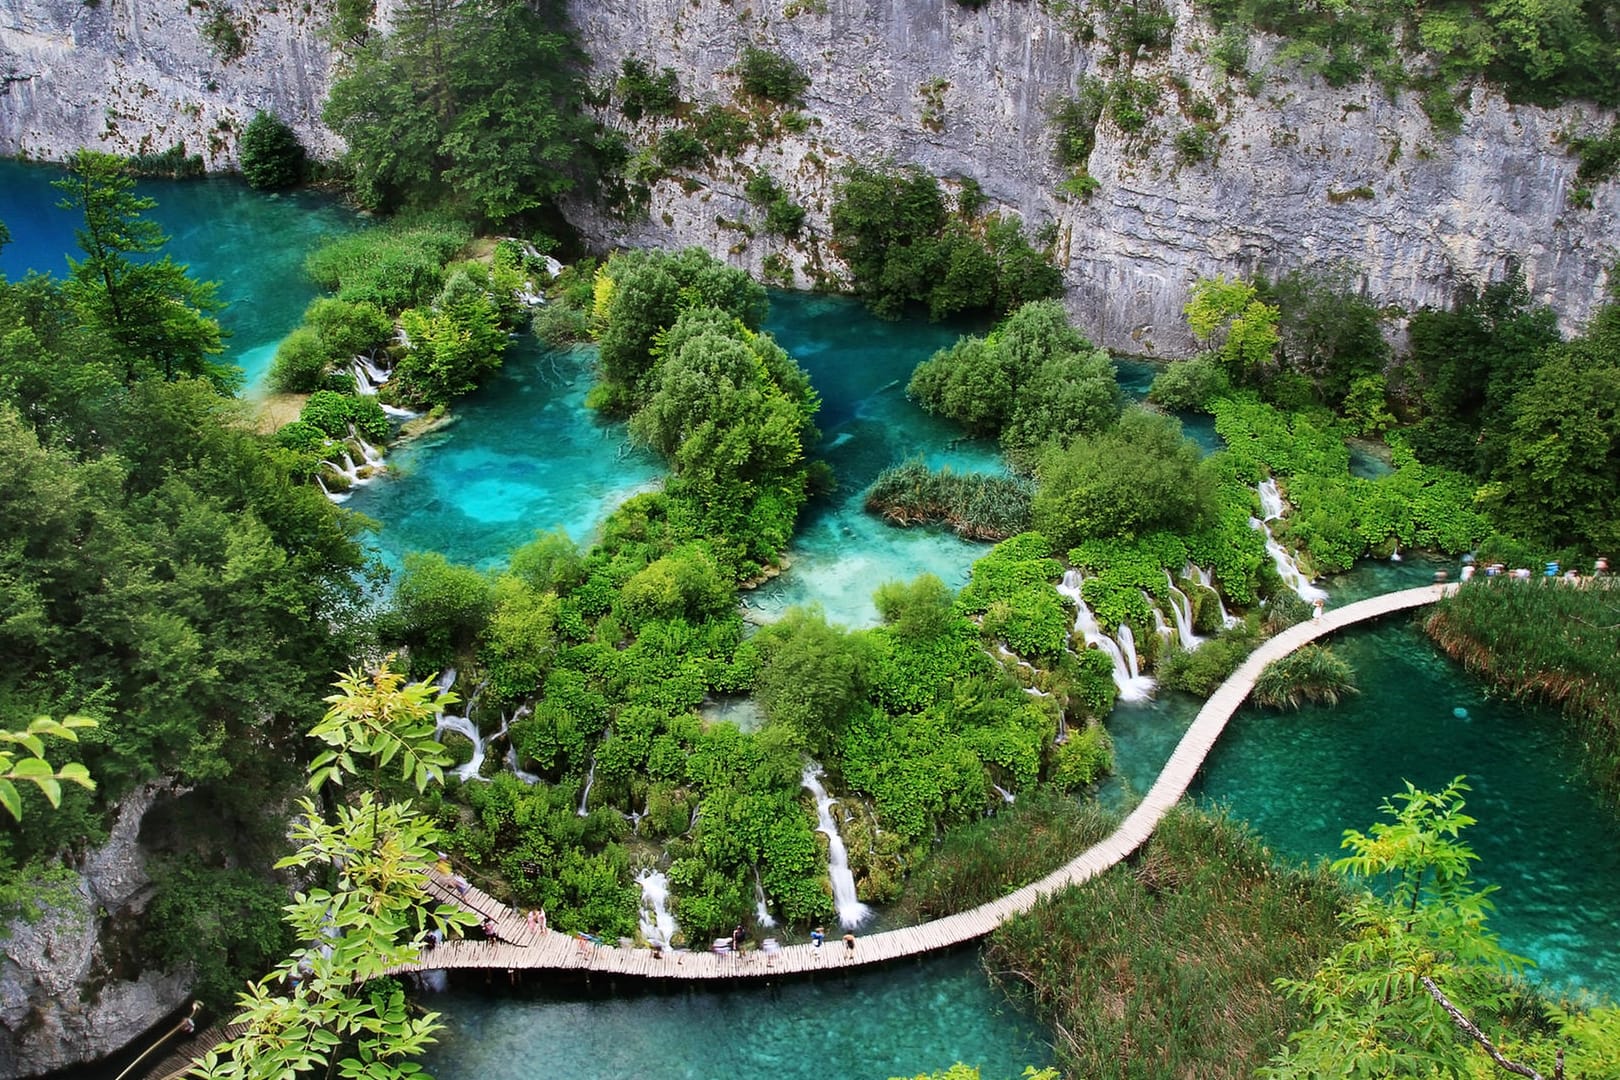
[
  {"xmin": 0, "ymin": 159, "xmax": 356, "ymax": 389},
  {"xmin": 420, "ymin": 951, "xmax": 1049, "ymax": 1080}
]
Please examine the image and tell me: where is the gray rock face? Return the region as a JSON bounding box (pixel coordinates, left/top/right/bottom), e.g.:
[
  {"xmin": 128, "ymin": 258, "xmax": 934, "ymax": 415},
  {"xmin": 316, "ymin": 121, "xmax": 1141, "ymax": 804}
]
[
  {"xmin": 566, "ymin": 0, "xmax": 1617, "ymax": 351},
  {"xmin": 0, "ymin": 783, "xmax": 191, "ymax": 1079},
  {"xmin": 0, "ymin": 0, "xmax": 340, "ymax": 167}
]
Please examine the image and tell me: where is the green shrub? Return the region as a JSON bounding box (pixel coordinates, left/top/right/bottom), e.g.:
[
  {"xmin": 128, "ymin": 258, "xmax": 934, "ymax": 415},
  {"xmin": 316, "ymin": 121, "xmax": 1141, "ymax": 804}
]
[
  {"xmin": 125, "ymin": 143, "xmax": 205, "ymax": 179},
  {"xmin": 1148, "ymin": 357, "xmax": 1232, "ymax": 412},
  {"xmin": 1108, "ymin": 76, "xmax": 1159, "ymax": 134},
  {"xmin": 200, "ymin": 3, "xmax": 248, "ymax": 61},
  {"xmin": 238, "ymin": 110, "xmax": 306, "ymax": 190},
  {"xmin": 1252, "ymin": 644, "xmax": 1358, "ymax": 710},
  {"xmin": 1157, "ymin": 626, "xmax": 1259, "ymax": 696},
  {"xmin": 1051, "ymin": 79, "xmax": 1109, "ymax": 169},
  {"xmin": 304, "ymin": 219, "xmax": 471, "ymax": 313},
  {"xmin": 268, "ymin": 327, "xmax": 330, "ymax": 393},
  {"xmin": 736, "ymin": 46, "xmax": 809, "ymax": 104},
  {"xmin": 865, "ymin": 461, "xmax": 1034, "ymax": 541},
  {"xmin": 1572, "ymin": 120, "xmax": 1620, "ymax": 184},
  {"xmin": 656, "ymin": 127, "xmax": 707, "ymax": 170},
  {"xmin": 618, "ymin": 57, "xmax": 680, "ymax": 121}
]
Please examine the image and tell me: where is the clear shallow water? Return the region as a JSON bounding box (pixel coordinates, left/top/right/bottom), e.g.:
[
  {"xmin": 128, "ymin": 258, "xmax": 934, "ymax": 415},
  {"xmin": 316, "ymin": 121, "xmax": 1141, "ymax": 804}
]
[
  {"xmin": 0, "ymin": 159, "xmax": 357, "ymax": 389},
  {"xmin": 419, "ymin": 950, "xmax": 1050, "ymax": 1080},
  {"xmin": 345, "ymin": 341, "xmax": 663, "ymax": 576},
  {"xmin": 746, "ymin": 291, "xmax": 1000, "ymax": 628}
]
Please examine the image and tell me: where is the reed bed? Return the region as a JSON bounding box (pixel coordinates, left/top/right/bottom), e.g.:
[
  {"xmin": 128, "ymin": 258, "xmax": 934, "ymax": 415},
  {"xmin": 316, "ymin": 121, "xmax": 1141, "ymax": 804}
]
[
  {"xmin": 890, "ymin": 791, "xmax": 1116, "ymax": 925},
  {"xmin": 984, "ymin": 806, "xmax": 1347, "ymax": 1080},
  {"xmin": 1424, "ymin": 577, "xmax": 1620, "ymax": 803},
  {"xmin": 1251, "ymin": 644, "xmax": 1359, "ymax": 710},
  {"xmin": 864, "ymin": 461, "xmax": 1033, "ymax": 542}
]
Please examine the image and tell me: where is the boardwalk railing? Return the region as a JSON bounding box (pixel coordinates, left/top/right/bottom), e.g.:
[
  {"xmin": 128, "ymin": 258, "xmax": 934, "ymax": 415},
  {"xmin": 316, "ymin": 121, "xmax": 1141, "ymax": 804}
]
[{"xmin": 382, "ymin": 583, "xmax": 1455, "ymax": 983}]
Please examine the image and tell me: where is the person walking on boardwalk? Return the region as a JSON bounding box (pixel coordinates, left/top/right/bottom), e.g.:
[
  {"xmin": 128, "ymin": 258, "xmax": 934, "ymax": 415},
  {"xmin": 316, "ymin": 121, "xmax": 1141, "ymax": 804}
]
[
  {"xmin": 842, "ymin": 932, "xmax": 855, "ymax": 961},
  {"xmin": 730, "ymin": 924, "xmax": 745, "ymax": 958},
  {"xmin": 811, "ymin": 926, "xmax": 824, "ymax": 948}
]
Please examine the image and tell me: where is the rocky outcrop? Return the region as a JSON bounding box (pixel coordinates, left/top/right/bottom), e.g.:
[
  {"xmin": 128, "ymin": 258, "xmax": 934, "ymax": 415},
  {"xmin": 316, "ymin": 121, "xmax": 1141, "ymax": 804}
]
[
  {"xmin": 0, "ymin": 783, "xmax": 190, "ymax": 1079},
  {"xmin": 0, "ymin": 0, "xmax": 340, "ymax": 166},
  {"xmin": 564, "ymin": 0, "xmax": 1617, "ymax": 351}
]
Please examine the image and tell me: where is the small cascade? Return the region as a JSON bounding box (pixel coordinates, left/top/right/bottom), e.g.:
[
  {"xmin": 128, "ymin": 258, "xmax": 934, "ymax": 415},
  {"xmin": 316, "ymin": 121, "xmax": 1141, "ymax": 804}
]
[
  {"xmin": 1114, "ymin": 623, "xmax": 1154, "ymax": 698},
  {"xmin": 417, "ymin": 969, "xmax": 449, "ymax": 993},
  {"xmin": 1056, "ymin": 571, "xmax": 1154, "ymax": 702},
  {"xmin": 635, "ymin": 868, "xmax": 679, "ymax": 948},
  {"xmin": 352, "ymin": 354, "xmax": 392, "ymax": 395},
  {"xmin": 317, "ymin": 475, "xmax": 349, "ymax": 505},
  {"xmin": 1390, "ymin": 548, "xmax": 1404, "ymax": 562},
  {"xmin": 577, "ymin": 755, "xmax": 597, "ymax": 817},
  {"xmin": 433, "ymin": 713, "xmax": 487, "ymax": 782},
  {"xmin": 752, "ymin": 867, "xmax": 777, "ymax": 928},
  {"xmin": 1146, "ymin": 592, "xmax": 1173, "ymax": 644},
  {"xmin": 1250, "ymin": 515, "xmax": 1330, "ymax": 604},
  {"xmin": 505, "ymin": 745, "xmax": 540, "ymax": 785},
  {"xmin": 801, "ymin": 766, "xmax": 871, "ymax": 929},
  {"xmin": 1022, "ymin": 686, "xmax": 1051, "ymax": 698},
  {"xmin": 1164, "ymin": 572, "xmax": 1203, "ymax": 649},
  {"xmin": 990, "ymin": 782, "xmax": 1016, "ymax": 804},
  {"xmin": 1258, "ymin": 477, "xmax": 1285, "ymax": 521},
  {"xmin": 1186, "ymin": 564, "xmax": 1242, "ymax": 628}
]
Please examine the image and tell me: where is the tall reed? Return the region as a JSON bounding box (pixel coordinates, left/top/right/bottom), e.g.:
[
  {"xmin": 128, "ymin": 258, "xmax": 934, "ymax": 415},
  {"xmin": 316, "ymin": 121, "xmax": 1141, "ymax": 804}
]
[
  {"xmin": 864, "ymin": 460, "xmax": 1033, "ymax": 541},
  {"xmin": 1424, "ymin": 578, "xmax": 1620, "ymax": 803}
]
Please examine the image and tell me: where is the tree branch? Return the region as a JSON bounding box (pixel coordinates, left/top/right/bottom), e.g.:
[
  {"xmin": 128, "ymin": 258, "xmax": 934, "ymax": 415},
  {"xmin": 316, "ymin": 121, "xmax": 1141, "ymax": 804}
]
[{"xmin": 1420, "ymin": 976, "xmax": 1560, "ymax": 1080}]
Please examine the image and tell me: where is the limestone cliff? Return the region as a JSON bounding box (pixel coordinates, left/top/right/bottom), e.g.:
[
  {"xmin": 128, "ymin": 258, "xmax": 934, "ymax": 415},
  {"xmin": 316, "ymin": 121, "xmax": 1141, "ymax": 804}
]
[
  {"xmin": 565, "ymin": 0, "xmax": 1617, "ymax": 352},
  {"xmin": 0, "ymin": 783, "xmax": 190, "ymax": 1079},
  {"xmin": 0, "ymin": 0, "xmax": 339, "ymax": 167}
]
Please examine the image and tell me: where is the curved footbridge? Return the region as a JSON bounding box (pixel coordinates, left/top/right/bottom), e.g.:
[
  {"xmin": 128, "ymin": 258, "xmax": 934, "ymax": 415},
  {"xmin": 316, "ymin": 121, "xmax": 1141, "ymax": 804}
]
[{"xmin": 392, "ymin": 583, "xmax": 1455, "ymax": 983}]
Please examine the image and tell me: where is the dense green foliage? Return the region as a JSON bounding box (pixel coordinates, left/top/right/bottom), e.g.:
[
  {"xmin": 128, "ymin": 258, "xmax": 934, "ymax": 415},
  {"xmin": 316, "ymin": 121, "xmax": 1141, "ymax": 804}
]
[
  {"xmin": 1203, "ymin": 0, "xmax": 1620, "ymax": 110},
  {"xmin": 268, "ymin": 297, "xmax": 393, "ymax": 393},
  {"xmin": 1425, "ymin": 579, "xmax": 1620, "ymax": 803},
  {"xmin": 322, "ymin": 0, "xmax": 595, "ymax": 221},
  {"xmin": 829, "ymin": 162, "xmax": 1062, "ymax": 320},
  {"xmin": 237, "ymin": 110, "xmax": 307, "ymax": 191},
  {"xmin": 304, "ymin": 218, "xmax": 473, "ymax": 313},
  {"xmin": 958, "ymin": 533, "xmax": 1072, "ymax": 660},
  {"xmin": 0, "ymin": 175, "xmax": 368, "ymax": 996},
  {"xmin": 908, "ymin": 299, "xmax": 1123, "ymax": 467},
  {"xmin": 1146, "ymin": 355, "xmax": 1231, "ymax": 412},
  {"xmin": 1032, "ymin": 408, "xmax": 1214, "ymax": 551},
  {"xmin": 987, "ymin": 805, "xmax": 1348, "ymax": 1080},
  {"xmin": 864, "ymin": 460, "xmax": 1033, "ymax": 541}
]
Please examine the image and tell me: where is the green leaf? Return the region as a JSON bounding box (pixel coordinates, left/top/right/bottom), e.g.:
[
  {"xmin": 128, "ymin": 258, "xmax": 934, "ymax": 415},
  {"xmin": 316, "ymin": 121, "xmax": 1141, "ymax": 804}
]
[{"xmin": 0, "ymin": 779, "xmax": 20, "ymax": 822}]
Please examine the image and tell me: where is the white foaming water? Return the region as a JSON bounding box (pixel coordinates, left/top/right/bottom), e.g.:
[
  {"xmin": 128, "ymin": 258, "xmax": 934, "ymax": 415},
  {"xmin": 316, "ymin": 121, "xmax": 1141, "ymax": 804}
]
[
  {"xmin": 353, "ymin": 354, "xmax": 391, "ymax": 395},
  {"xmin": 1251, "ymin": 515, "xmax": 1330, "ymax": 604},
  {"xmin": 434, "ymin": 713, "xmax": 489, "ymax": 782},
  {"xmin": 753, "ymin": 867, "xmax": 777, "ymax": 928},
  {"xmin": 1186, "ymin": 563, "xmax": 1242, "ymax": 628},
  {"xmin": 577, "ymin": 755, "xmax": 596, "ymax": 817},
  {"xmin": 801, "ymin": 766, "xmax": 871, "ymax": 929},
  {"xmin": 1258, "ymin": 477, "xmax": 1286, "ymax": 521},
  {"xmin": 321, "ymin": 428, "xmax": 388, "ymax": 504},
  {"xmin": 991, "ymin": 782, "xmax": 1016, "ymax": 804},
  {"xmin": 1164, "ymin": 572, "xmax": 1203, "ymax": 649},
  {"xmin": 1147, "ymin": 592, "xmax": 1173, "ymax": 643},
  {"xmin": 635, "ymin": 868, "xmax": 679, "ymax": 947},
  {"xmin": 1114, "ymin": 623, "xmax": 1154, "ymax": 698},
  {"xmin": 1056, "ymin": 571, "xmax": 1154, "ymax": 702}
]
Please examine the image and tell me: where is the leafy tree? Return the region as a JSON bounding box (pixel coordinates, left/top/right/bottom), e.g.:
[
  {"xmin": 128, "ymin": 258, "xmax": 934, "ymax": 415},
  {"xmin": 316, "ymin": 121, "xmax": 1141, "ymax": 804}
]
[
  {"xmin": 1185, "ymin": 274, "xmax": 1280, "ymax": 378},
  {"xmin": 1032, "ymin": 408, "xmax": 1214, "ymax": 550},
  {"xmin": 322, "ymin": 0, "xmax": 595, "ymax": 221},
  {"xmin": 1147, "ymin": 356, "xmax": 1232, "ymax": 412},
  {"xmin": 387, "ymin": 553, "xmax": 494, "ymax": 677},
  {"xmin": 754, "ymin": 607, "xmax": 871, "ymax": 755},
  {"xmin": 238, "ymin": 110, "xmax": 307, "ymax": 190},
  {"xmin": 736, "ymin": 46, "xmax": 809, "ymax": 104},
  {"xmin": 393, "ymin": 287, "xmax": 507, "ymax": 407},
  {"xmin": 1258, "ymin": 265, "xmax": 1389, "ymax": 410},
  {"xmin": 53, "ymin": 150, "xmax": 230, "ymax": 388},
  {"xmin": 1267, "ymin": 777, "xmax": 1620, "ymax": 1080}
]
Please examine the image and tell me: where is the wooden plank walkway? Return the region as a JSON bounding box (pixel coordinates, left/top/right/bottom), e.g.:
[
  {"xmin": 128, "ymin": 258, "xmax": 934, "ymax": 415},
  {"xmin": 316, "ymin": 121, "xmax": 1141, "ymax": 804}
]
[
  {"xmin": 150, "ymin": 585, "xmax": 1451, "ymax": 1076},
  {"xmin": 386, "ymin": 584, "xmax": 1455, "ymax": 983}
]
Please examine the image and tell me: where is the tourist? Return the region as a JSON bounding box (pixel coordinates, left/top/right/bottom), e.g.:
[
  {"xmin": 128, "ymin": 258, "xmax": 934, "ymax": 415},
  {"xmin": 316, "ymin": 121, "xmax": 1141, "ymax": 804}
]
[
  {"xmin": 424, "ymin": 928, "xmax": 440, "ymax": 951},
  {"xmin": 525, "ymin": 909, "xmax": 539, "ymax": 933},
  {"xmin": 811, "ymin": 926, "xmax": 825, "ymax": 948},
  {"xmin": 1460, "ymin": 563, "xmax": 1476, "ymax": 582},
  {"xmin": 538, "ymin": 908, "xmax": 547, "ymax": 934},
  {"xmin": 435, "ymin": 853, "xmax": 452, "ymax": 876},
  {"xmin": 451, "ymin": 874, "xmax": 471, "ymax": 897},
  {"xmin": 731, "ymin": 924, "xmax": 745, "ymax": 958},
  {"xmin": 1312, "ymin": 597, "xmax": 1324, "ymax": 620},
  {"xmin": 1597, "ymin": 556, "xmax": 1610, "ymax": 576},
  {"xmin": 843, "ymin": 932, "xmax": 856, "ymax": 961},
  {"xmin": 482, "ymin": 917, "xmax": 499, "ymax": 944}
]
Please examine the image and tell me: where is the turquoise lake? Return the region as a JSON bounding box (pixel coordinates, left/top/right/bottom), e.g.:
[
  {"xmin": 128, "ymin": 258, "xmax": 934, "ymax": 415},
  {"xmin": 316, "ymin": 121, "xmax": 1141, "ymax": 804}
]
[
  {"xmin": 5, "ymin": 170, "xmax": 1617, "ymax": 1078},
  {"xmin": 0, "ymin": 159, "xmax": 356, "ymax": 388}
]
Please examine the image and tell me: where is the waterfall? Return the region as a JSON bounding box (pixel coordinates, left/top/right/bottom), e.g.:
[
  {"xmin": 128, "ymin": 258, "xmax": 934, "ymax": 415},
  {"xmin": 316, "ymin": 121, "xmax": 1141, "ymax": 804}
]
[
  {"xmin": 1147, "ymin": 592, "xmax": 1173, "ymax": 644},
  {"xmin": 1390, "ymin": 547, "xmax": 1403, "ymax": 562},
  {"xmin": 1164, "ymin": 572, "xmax": 1203, "ymax": 649},
  {"xmin": 433, "ymin": 713, "xmax": 487, "ymax": 782},
  {"xmin": 990, "ymin": 782, "xmax": 1016, "ymax": 804},
  {"xmin": 352, "ymin": 354, "xmax": 392, "ymax": 395},
  {"xmin": 753, "ymin": 867, "xmax": 777, "ymax": 928},
  {"xmin": 505, "ymin": 745, "xmax": 540, "ymax": 785},
  {"xmin": 1187, "ymin": 563, "xmax": 1242, "ymax": 628},
  {"xmin": 1250, "ymin": 514, "xmax": 1330, "ymax": 604},
  {"xmin": 1055, "ymin": 571, "xmax": 1154, "ymax": 702},
  {"xmin": 1115, "ymin": 623, "xmax": 1152, "ymax": 696},
  {"xmin": 1258, "ymin": 477, "xmax": 1285, "ymax": 521},
  {"xmin": 577, "ymin": 755, "xmax": 596, "ymax": 817},
  {"xmin": 635, "ymin": 868, "xmax": 679, "ymax": 948},
  {"xmin": 317, "ymin": 475, "xmax": 349, "ymax": 505},
  {"xmin": 801, "ymin": 766, "xmax": 871, "ymax": 929}
]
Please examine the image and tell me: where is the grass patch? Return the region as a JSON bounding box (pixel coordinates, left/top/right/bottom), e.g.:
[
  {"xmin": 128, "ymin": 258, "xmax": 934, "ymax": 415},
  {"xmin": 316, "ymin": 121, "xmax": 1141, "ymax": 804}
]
[
  {"xmin": 865, "ymin": 460, "xmax": 1033, "ymax": 541},
  {"xmin": 891, "ymin": 790, "xmax": 1116, "ymax": 925},
  {"xmin": 984, "ymin": 804, "xmax": 1348, "ymax": 1080},
  {"xmin": 1252, "ymin": 643, "xmax": 1358, "ymax": 710}
]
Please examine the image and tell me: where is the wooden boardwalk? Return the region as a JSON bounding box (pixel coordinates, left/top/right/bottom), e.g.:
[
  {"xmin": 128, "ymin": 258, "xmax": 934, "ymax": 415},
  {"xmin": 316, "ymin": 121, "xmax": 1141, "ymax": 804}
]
[{"xmin": 387, "ymin": 583, "xmax": 1455, "ymax": 983}]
